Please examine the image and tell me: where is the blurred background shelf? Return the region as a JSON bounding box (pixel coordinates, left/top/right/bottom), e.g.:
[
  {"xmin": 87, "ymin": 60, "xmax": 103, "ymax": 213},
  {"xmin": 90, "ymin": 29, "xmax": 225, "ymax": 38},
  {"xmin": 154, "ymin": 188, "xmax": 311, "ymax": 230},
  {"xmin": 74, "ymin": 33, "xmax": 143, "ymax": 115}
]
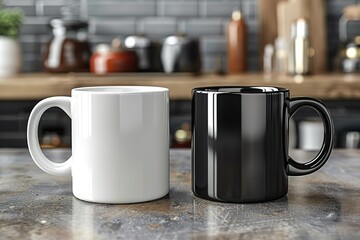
[
  {"xmin": 1, "ymin": 73, "xmax": 360, "ymax": 100},
  {"xmin": 1, "ymin": 73, "xmax": 360, "ymax": 149}
]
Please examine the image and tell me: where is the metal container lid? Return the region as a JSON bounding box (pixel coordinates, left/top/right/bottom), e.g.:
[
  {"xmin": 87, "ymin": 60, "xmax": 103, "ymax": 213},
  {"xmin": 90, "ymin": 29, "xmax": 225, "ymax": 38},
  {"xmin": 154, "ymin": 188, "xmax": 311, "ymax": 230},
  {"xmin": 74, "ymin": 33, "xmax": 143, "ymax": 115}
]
[
  {"xmin": 163, "ymin": 33, "xmax": 196, "ymax": 46},
  {"xmin": 124, "ymin": 35, "xmax": 151, "ymax": 48}
]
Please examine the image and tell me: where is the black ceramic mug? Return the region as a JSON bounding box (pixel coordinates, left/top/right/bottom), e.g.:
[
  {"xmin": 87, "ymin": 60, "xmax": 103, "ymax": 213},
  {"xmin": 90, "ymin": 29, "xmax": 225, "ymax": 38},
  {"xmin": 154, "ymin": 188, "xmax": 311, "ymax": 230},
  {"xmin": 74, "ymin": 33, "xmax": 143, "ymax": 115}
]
[{"xmin": 192, "ymin": 86, "xmax": 334, "ymax": 203}]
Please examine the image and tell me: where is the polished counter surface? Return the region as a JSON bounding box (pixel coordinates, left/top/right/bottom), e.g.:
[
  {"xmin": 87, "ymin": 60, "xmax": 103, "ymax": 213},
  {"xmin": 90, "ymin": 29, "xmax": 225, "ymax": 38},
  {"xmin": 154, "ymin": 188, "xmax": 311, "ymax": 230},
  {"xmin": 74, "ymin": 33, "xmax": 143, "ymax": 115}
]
[
  {"xmin": 0, "ymin": 73, "xmax": 360, "ymax": 100},
  {"xmin": 0, "ymin": 149, "xmax": 359, "ymax": 239}
]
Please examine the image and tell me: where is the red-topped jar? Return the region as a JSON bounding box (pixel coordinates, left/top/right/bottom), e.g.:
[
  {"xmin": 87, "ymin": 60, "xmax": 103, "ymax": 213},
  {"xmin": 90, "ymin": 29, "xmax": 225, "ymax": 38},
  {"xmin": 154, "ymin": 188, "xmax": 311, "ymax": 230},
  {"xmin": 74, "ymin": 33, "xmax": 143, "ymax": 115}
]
[{"xmin": 90, "ymin": 39, "xmax": 138, "ymax": 74}]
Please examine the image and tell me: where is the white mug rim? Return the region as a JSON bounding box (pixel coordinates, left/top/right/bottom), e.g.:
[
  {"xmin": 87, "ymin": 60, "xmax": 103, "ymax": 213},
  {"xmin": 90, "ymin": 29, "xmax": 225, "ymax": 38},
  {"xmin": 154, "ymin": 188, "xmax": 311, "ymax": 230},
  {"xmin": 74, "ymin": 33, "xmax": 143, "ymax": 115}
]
[{"xmin": 72, "ymin": 86, "xmax": 168, "ymax": 94}]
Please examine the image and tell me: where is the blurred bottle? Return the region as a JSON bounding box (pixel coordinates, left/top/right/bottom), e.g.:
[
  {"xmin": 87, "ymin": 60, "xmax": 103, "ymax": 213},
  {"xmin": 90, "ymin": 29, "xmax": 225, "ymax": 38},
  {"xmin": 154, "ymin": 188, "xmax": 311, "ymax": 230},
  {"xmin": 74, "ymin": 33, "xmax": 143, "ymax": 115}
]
[
  {"xmin": 263, "ymin": 44, "xmax": 274, "ymax": 73},
  {"xmin": 288, "ymin": 18, "xmax": 311, "ymax": 75},
  {"xmin": 275, "ymin": 38, "xmax": 288, "ymax": 74},
  {"xmin": 227, "ymin": 10, "xmax": 247, "ymax": 74},
  {"xmin": 345, "ymin": 131, "xmax": 360, "ymax": 149}
]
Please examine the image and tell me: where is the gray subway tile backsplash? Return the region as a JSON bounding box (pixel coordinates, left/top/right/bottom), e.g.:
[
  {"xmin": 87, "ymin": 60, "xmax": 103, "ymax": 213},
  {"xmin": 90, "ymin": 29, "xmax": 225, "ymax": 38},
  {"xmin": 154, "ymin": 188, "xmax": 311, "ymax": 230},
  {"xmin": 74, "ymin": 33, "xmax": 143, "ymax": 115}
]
[
  {"xmin": 202, "ymin": 54, "xmax": 227, "ymax": 73},
  {"xmin": 200, "ymin": 36, "xmax": 226, "ymax": 54},
  {"xmin": 247, "ymin": 56, "xmax": 258, "ymax": 71},
  {"xmin": 88, "ymin": 1, "xmax": 156, "ymax": 17},
  {"xmin": 41, "ymin": 0, "xmax": 66, "ymax": 16},
  {"xmin": 22, "ymin": 60, "xmax": 42, "ymax": 72},
  {"xmin": 20, "ymin": 35, "xmax": 41, "ymax": 53},
  {"xmin": 181, "ymin": 18, "xmax": 223, "ymax": 36},
  {"xmin": 20, "ymin": 16, "xmax": 50, "ymax": 35},
  {"xmin": 88, "ymin": 34, "xmax": 119, "ymax": 44},
  {"xmin": 5, "ymin": 0, "xmax": 348, "ymax": 73},
  {"xmin": 201, "ymin": 0, "xmax": 240, "ymax": 18},
  {"xmin": 246, "ymin": 19, "xmax": 258, "ymax": 34},
  {"xmin": 89, "ymin": 18, "xmax": 136, "ymax": 35},
  {"xmin": 22, "ymin": 53, "xmax": 42, "ymax": 72},
  {"xmin": 159, "ymin": 1, "xmax": 198, "ymax": 17},
  {"xmin": 138, "ymin": 17, "xmax": 177, "ymax": 37},
  {"xmin": 4, "ymin": 0, "xmax": 36, "ymax": 16},
  {"xmin": 241, "ymin": 0, "xmax": 257, "ymax": 18},
  {"xmin": 43, "ymin": 6, "xmax": 63, "ymax": 17},
  {"xmin": 210, "ymin": 54, "xmax": 257, "ymax": 72}
]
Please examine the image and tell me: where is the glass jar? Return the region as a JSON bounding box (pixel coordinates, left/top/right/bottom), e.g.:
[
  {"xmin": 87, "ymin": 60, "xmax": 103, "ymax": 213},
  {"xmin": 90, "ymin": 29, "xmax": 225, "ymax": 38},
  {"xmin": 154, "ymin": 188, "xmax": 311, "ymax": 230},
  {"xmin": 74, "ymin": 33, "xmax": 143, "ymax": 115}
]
[{"xmin": 43, "ymin": 19, "xmax": 91, "ymax": 72}]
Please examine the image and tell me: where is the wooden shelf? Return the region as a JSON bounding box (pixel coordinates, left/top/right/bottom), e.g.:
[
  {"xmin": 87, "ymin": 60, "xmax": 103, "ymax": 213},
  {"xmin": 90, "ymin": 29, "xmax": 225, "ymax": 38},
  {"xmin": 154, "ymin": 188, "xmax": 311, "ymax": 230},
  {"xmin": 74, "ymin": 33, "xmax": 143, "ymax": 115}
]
[{"xmin": 0, "ymin": 72, "xmax": 359, "ymax": 100}]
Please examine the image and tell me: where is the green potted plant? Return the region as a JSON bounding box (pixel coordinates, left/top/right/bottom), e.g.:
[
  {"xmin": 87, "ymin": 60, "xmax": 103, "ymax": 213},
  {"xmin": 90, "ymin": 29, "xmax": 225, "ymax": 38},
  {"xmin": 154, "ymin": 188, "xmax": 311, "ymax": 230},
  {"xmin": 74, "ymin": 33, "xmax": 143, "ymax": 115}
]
[{"xmin": 0, "ymin": 1, "xmax": 23, "ymax": 77}]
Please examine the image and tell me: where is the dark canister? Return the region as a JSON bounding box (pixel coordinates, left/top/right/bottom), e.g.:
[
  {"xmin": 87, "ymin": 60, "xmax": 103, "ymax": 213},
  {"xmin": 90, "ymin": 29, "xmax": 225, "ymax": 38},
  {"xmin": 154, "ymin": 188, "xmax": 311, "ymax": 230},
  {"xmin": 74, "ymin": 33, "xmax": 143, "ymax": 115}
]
[
  {"xmin": 192, "ymin": 86, "xmax": 334, "ymax": 203},
  {"xmin": 161, "ymin": 34, "xmax": 201, "ymax": 73},
  {"xmin": 124, "ymin": 35, "xmax": 162, "ymax": 72}
]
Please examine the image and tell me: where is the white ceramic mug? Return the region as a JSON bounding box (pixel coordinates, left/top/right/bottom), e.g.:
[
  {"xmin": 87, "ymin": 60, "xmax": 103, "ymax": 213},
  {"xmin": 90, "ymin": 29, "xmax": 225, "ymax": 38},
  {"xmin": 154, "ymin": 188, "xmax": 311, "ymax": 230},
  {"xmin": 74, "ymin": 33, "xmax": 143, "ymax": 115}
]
[{"xmin": 27, "ymin": 86, "xmax": 169, "ymax": 204}]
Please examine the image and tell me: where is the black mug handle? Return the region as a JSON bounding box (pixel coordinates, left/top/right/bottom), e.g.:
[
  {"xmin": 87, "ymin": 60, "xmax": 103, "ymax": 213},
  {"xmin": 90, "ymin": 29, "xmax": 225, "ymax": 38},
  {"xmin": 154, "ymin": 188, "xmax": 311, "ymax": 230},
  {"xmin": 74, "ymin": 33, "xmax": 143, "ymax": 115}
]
[{"xmin": 287, "ymin": 97, "xmax": 334, "ymax": 176}]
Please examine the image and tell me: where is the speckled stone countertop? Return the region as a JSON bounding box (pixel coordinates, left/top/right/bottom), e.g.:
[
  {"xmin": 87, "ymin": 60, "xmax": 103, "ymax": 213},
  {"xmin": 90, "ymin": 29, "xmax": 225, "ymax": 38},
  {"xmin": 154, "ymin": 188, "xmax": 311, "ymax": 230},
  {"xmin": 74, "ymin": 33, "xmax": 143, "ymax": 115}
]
[{"xmin": 0, "ymin": 149, "xmax": 359, "ymax": 239}]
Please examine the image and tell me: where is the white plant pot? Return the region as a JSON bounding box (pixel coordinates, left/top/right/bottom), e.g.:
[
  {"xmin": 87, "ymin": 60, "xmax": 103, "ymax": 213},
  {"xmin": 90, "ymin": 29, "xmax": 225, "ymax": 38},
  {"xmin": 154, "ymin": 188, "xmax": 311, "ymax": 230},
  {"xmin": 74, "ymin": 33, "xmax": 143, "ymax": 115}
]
[{"xmin": 0, "ymin": 36, "xmax": 22, "ymax": 78}]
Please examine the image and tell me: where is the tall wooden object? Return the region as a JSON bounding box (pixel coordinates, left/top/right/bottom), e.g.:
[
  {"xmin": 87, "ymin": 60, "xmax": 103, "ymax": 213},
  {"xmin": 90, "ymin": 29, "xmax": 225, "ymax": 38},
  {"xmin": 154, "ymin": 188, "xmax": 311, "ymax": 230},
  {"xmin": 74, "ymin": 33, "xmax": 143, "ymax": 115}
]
[
  {"xmin": 259, "ymin": 0, "xmax": 281, "ymax": 69},
  {"xmin": 259, "ymin": 0, "xmax": 327, "ymax": 73}
]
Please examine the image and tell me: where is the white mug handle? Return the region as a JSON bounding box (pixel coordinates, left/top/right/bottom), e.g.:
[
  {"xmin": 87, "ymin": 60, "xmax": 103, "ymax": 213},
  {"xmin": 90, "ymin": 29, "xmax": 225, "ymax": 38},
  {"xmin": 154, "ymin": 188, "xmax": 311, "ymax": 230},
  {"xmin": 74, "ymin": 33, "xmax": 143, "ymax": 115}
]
[{"xmin": 27, "ymin": 96, "xmax": 72, "ymax": 176}]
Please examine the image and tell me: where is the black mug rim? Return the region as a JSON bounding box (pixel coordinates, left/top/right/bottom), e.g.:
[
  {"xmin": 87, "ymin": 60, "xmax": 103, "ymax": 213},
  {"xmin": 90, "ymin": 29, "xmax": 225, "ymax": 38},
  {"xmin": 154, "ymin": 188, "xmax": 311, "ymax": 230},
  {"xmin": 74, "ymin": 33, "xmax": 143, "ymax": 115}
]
[{"xmin": 193, "ymin": 86, "xmax": 289, "ymax": 94}]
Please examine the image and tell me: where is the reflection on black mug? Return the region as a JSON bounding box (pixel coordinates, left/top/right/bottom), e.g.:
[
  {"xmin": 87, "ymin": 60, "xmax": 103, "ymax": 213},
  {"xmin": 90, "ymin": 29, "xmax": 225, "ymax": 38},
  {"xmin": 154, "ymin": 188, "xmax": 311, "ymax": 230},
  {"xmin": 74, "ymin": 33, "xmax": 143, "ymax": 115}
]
[{"xmin": 192, "ymin": 86, "xmax": 334, "ymax": 203}]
